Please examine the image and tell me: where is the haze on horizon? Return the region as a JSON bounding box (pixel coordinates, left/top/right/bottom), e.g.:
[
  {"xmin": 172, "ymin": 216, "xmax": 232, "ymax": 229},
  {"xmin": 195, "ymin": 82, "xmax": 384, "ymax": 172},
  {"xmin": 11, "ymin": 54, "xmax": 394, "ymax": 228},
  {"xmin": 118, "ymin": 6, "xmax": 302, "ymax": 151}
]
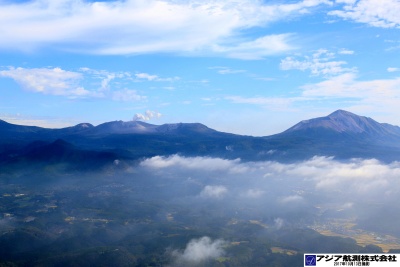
[{"xmin": 1, "ymin": 0, "xmax": 400, "ymax": 136}]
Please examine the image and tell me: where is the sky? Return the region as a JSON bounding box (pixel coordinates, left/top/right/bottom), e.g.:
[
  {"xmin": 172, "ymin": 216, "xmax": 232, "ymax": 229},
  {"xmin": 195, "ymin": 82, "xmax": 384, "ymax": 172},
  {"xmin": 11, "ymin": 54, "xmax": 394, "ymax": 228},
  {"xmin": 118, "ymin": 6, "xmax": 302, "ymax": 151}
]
[{"xmin": 0, "ymin": 0, "xmax": 400, "ymax": 136}]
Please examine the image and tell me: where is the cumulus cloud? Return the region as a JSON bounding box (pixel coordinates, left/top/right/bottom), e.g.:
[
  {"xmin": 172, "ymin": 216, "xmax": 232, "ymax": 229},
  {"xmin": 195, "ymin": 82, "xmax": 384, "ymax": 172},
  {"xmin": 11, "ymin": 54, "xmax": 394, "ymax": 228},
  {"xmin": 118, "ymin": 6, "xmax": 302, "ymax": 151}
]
[
  {"xmin": 280, "ymin": 49, "xmax": 356, "ymax": 76},
  {"xmin": 171, "ymin": 236, "xmax": 227, "ymax": 265},
  {"xmin": 0, "ymin": 67, "xmax": 92, "ymax": 97},
  {"xmin": 200, "ymin": 185, "xmax": 228, "ymax": 199},
  {"xmin": 133, "ymin": 110, "xmax": 162, "ymax": 121},
  {"xmin": 0, "ymin": 0, "xmax": 330, "ymax": 57},
  {"xmin": 329, "ymin": 0, "xmax": 400, "ymax": 28},
  {"xmin": 0, "ymin": 66, "xmax": 147, "ymax": 101}
]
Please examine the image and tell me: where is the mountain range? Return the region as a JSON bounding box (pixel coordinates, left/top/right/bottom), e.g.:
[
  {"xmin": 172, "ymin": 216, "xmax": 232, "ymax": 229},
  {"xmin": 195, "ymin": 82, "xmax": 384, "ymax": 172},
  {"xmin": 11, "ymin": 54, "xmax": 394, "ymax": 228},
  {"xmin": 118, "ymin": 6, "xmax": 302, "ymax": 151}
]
[{"xmin": 1, "ymin": 110, "xmax": 400, "ymax": 170}]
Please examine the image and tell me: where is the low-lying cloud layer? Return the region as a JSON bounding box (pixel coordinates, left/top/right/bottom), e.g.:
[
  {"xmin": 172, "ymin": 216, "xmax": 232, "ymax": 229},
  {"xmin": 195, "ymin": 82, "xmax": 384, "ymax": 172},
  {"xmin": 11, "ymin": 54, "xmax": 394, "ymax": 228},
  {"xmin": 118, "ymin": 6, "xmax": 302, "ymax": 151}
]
[
  {"xmin": 3, "ymin": 153, "xmax": 400, "ymax": 265},
  {"xmin": 140, "ymin": 155, "xmax": 400, "ymax": 196},
  {"xmin": 138, "ymin": 154, "xmax": 400, "ymax": 235},
  {"xmin": 140, "ymin": 155, "xmax": 248, "ymax": 174}
]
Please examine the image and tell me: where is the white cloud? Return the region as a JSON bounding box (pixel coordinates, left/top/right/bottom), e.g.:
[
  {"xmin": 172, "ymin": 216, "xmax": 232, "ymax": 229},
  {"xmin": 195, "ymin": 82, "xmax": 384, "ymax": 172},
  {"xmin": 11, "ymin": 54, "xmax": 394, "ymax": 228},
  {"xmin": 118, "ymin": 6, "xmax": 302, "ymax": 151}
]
[
  {"xmin": 330, "ymin": 0, "xmax": 400, "ymax": 28},
  {"xmin": 212, "ymin": 34, "xmax": 296, "ymax": 60},
  {"xmin": 280, "ymin": 49, "xmax": 356, "ymax": 76},
  {"xmin": 0, "ymin": 67, "xmax": 92, "ymax": 97},
  {"xmin": 200, "ymin": 185, "xmax": 228, "ymax": 199},
  {"xmin": 135, "ymin": 73, "xmax": 159, "ymax": 81},
  {"xmin": 171, "ymin": 236, "xmax": 227, "ymax": 265},
  {"xmin": 0, "ymin": 0, "xmax": 330, "ymax": 57},
  {"xmin": 138, "ymin": 155, "xmax": 400, "ymax": 195},
  {"xmin": 210, "ymin": 66, "xmax": 246, "ymax": 75},
  {"xmin": 226, "ymin": 70, "xmax": 400, "ymax": 125},
  {"xmin": 133, "ymin": 110, "xmax": 162, "ymax": 121},
  {"xmin": 135, "ymin": 72, "xmax": 179, "ymax": 82},
  {"xmin": 218, "ymin": 69, "xmax": 246, "ymax": 75},
  {"xmin": 335, "ymin": 0, "xmax": 357, "ymax": 4},
  {"xmin": 387, "ymin": 67, "xmax": 400, "ymax": 72},
  {"xmin": 100, "ymin": 74, "xmax": 116, "ymax": 91},
  {"xmin": 79, "ymin": 67, "xmax": 127, "ymax": 91},
  {"xmin": 138, "ymin": 155, "xmax": 400, "ymax": 202},
  {"xmin": 338, "ymin": 48, "xmax": 354, "ymax": 55},
  {"xmin": 301, "ymin": 73, "xmax": 400, "ymax": 109},
  {"xmin": 0, "ymin": 66, "xmax": 148, "ymax": 102},
  {"xmin": 282, "ymin": 156, "xmax": 400, "ymax": 194},
  {"xmin": 140, "ymin": 155, "xmax": 248, "ymax": 173}
]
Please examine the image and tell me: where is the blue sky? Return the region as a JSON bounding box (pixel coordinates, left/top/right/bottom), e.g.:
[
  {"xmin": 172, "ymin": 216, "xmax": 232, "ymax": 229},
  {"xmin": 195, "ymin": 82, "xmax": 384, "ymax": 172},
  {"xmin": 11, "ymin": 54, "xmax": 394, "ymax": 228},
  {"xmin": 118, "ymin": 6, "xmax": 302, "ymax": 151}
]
[{"xmin": 1, "ymin": 0, "xmax": 400, "ymax": 136}]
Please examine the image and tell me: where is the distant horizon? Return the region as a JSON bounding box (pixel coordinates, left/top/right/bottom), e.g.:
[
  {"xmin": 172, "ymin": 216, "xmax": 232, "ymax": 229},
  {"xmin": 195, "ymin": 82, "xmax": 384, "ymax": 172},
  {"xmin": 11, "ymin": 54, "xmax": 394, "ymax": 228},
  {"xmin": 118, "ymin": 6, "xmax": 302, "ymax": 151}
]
[{"xmin": 2, "ymin": 108, "xmax": 399, "ymax": 137}]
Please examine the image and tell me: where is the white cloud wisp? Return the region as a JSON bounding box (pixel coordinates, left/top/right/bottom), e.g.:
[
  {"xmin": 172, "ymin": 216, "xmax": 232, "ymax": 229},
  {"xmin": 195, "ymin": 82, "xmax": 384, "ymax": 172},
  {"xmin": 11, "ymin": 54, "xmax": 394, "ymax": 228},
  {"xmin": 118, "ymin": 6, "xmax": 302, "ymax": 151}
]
[
  {"xmin": 330, "ymin": 0, "xmax": 400, "ymax": 28},
  {"xmin": 0, "ymin": 0, "xmax": 330, "ymax": 57},
  {"xmin": 280, "ymin": 49, "xmax": 356, "ymax": 76}
]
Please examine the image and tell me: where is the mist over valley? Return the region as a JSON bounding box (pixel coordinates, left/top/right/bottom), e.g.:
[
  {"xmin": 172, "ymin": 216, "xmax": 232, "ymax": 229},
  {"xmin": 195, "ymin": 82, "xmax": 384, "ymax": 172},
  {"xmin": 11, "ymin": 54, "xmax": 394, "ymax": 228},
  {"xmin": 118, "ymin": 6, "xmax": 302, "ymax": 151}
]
[{"xmin": 1, "ymin": 110, "xmax": 400, "ymax": 266}]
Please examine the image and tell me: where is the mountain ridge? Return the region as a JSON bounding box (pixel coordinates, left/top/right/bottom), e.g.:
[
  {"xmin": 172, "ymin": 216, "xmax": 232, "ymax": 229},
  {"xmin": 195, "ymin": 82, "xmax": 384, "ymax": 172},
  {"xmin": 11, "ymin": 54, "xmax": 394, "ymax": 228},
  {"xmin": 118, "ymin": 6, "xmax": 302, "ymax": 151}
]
[
  {"xmin": 2, "ymin": 110, "xmax": 400, "ymax": 164},
  {"xmin": 283, "ymin": 109, "xmax": 400, "ymax": 138},
  {"xmin": 2, "ymin": 110, "xmax": 400, "ymax": 138},
  {"xmin": 0, "ymin": 119, "xmax": 221, "ymax": 136}
]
